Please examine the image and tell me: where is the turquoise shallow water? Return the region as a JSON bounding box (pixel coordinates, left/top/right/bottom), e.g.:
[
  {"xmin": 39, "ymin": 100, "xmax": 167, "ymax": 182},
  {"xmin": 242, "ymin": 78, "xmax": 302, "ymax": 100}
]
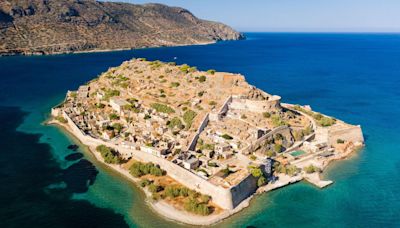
[{"xmin": 0, "ymin": 33, "xmax": 399, "ymax": 227}]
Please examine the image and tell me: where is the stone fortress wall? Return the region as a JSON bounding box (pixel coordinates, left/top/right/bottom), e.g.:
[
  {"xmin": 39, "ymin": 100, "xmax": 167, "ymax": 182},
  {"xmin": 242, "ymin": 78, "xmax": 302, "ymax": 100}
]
[
  {"xmin": 58, "ymin": 109, "xmax": 252, "ymax": 210},
  {"xmin": 328, "ymin": 124, "xmax": 364, "ymax": 146},
  {"xmin": 230, "ymin": 94, "xmax": 282, "ymax": 113}
]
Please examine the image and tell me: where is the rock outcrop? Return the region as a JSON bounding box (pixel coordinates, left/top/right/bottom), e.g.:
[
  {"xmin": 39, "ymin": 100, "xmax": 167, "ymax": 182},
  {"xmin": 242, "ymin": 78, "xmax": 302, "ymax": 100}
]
[{"xmin": 0, "ymin": 0, "xmax": 244, "ymax": 56}]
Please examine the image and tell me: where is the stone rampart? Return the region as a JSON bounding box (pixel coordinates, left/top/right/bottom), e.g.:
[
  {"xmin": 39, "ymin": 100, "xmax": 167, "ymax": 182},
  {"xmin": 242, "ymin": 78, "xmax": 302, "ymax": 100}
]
[{"xmin": 328, "ymin": 125, "xmax": 364, "ymax": 145}]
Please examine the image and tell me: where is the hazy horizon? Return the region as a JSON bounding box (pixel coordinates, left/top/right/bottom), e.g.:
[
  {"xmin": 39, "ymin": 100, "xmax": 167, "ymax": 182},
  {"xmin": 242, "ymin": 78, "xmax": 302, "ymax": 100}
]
[{"xmin": 109, "ymin": 0, "xmax": 400, "ymax": 33}]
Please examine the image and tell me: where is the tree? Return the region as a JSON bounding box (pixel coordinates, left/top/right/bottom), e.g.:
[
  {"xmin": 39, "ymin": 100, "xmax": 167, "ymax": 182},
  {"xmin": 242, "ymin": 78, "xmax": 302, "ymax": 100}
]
[
  {"xmin": 304, "ymin": 165, "xmax": 320, "ymax": 174},
  {"xmin": 148, "ymin": 183, "xmax": 163, "ymax": 193},
  {"xmin": 250, "ymin": 167, "xmax": 263, "ymax": 178}
]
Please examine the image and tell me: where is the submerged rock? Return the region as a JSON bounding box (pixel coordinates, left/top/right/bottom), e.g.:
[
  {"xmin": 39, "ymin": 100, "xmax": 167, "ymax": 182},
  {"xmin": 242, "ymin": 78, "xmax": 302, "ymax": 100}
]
[
  {"xmin": 65, "ymin": 152, "xmax": 83, "ymax": 161},
  {"xmin": 67, "ymin": 144, "xmax": 79, "ymax": 151},
  {"xmin": 63, "ymin": 159, "xmax": 98, "ymax": 193}
]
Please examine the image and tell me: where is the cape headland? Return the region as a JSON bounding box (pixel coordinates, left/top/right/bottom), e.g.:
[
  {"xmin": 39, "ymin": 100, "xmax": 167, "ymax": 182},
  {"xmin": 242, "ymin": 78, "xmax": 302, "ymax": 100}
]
[
  {"xmin": 0, "ymin": 0, "xmax": 243, "ymax": 56},
  {"xmin": 50, "ymin": 59, "xmax": 364, "ymax": 225}
]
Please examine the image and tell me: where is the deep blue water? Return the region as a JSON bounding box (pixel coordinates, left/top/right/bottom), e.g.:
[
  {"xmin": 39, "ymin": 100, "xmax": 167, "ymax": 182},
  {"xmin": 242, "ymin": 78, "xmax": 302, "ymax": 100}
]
[{"xmin": 0, "ymin": 33, "xmax": 400, "ymax": 227}]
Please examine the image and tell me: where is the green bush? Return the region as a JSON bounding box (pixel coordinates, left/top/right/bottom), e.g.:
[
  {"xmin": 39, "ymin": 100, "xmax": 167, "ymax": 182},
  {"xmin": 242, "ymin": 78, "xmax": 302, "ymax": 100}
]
[
  {"xmin": 265, "ymin": 150, "xmax": 276, "ymax": 157},
  {"xmin": 200, "ymin": 195, "xmax": 211, "ymax": 204},
  {"xmin": 148, "ymin": 183, "xmax": 163, "ymax": 193},
  {"xmin": 183, "ymin": 110, "xmax": 197, "ymax": 129},
  {"xmin": 104, "ymin": 89, "xmax": 120, "ymax": 100},
  {"xmin": 167, "ymin": 117, "xmax": 183, "ymax": 129},
  {"xmin": 96, "ymin": 145, "xmax": 121, "ymax": 164},
  {"xmin": 249, "ymin": 167, "xmax": 263, "ymax": 177},
  {"xmin": 337, "ymin": 139, "xmax": 345, "ymax": 144},
  {"xmin": 257, "ymin": 176, "xmax": 267, "ymax": 187},
  {"xmin": 184, "ymin": 199, "xmax": 211, "ymax": 215},
  {"xmin": 271, "ymin": 115, "xmax": 287, "ymax": 127},
  {"xmin": 221, "ymin": 134, "xmax": 233, "ymax": 140},
  {"xmin": 151, "ymin": 103, "xmax": 175, "ymax": 114},
  {"xmin": 304, "ymin": 165, "xmax": 320, "ymax": 174},
  {"xmin": 274, "ymin": 144, "xmax": 283, "ymax": 153},
  {"xmin": 263, "ymin": 112, "xmax": 271, "ymax": 118},
  {"xmin": 112, "ymin": 123, "xmax": 123, "ymax": 133},
  {"xmin": 207, "ymin": 69, "xmax": 216, "ymax": 75},
  {"xmin": 208, "ymin": 101, "xmax": 217, "ymax": 106},
  {"xmin": 164, "ymin": 186, "xmax": 182, "ymax": 198},
  {"xmin": 140, "ymin": 179, "xmax": 152, "ymax": 187},
  {"xmin": 55, "ymin": 116, "xmax": 67, "ymax": 123},
  {"xmin": 129, "ymin": 162, "xmax": 166, "ymax": 178},
  {"xmin": 109, "ymin": 113, "xmax": 119, "ymax": 120},
  {"xmin": 198, "ymin": 75, "xmax": 206, "ymax": 82},
  {"xmin": 170, "ymin": 82, "xmax": 180, "ymax": 87}
]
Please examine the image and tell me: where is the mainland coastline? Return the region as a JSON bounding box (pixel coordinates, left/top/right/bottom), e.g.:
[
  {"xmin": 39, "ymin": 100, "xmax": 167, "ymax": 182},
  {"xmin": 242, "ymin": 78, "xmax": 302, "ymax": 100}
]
[{"xmin": 49, "ymin": 58, "xmax": 364, "ymax": 225}]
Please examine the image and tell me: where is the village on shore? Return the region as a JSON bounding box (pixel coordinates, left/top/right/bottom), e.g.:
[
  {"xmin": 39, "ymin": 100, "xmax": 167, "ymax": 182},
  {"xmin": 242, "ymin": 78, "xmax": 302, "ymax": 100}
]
[{"xmin": 50, "ymin": 58, "xmax": 364, "ymax": 225}]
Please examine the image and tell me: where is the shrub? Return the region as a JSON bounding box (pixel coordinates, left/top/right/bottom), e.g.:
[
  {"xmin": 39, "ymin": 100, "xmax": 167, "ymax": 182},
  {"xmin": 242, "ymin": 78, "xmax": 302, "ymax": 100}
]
[
  {"xmin": 179, "ymin": 64, "xmax": 190, "ymax": 73},
  {"xmin": 200, "ymin": 195, "xmax": 211, "ymax": 204},
  {"xmin": 304, "ymin": 165, "xmax": 320, "ymax": 174},
  {"xmin": 208, "ymin": 101, "xmax": 217, "ymax": 106},
  {"xmin": 266, "ymin": 150, "xmax": 276, "ymax": 157},
  {"xmin": 164, "ymin": 186, "xmax": 181, "ymax": 198},
  {"xmin": 274, "ymin": 144, "xmax": 283, "ymax": 153},
  {"xmin": 207, "ymin": 69, "xmax": 216, "ymax": 75},
  {"xmin": 109, "ymin": 113, "xmax": 119, "ymax": 120},
  {"xmin": 140, "ymin": 179, "xmax": 152, "ymax": 187},
  {"xmin": 249, "ymin": 167, "xmax": 263, "ymax": 177},
  {"xmin": 167, "ymin": 117, "xmax": 183, "ymax": 129},
  {"xmin": 271, "ymin": 115, "xmax": 287, "ymax": 127},
  {"xmin": 257, "ymin": 176, "xmax": 267, "ymax": 187},
  {"xmin": 184, "ymin": 199, "xmax": 211, "ymax": 216},
  {"xmin": 151, "ymin": 103, "xmax": 175, "ymax": 114},
  {"xmin": 148, "ymin": 183, "xmax": 163, "ymax": 193},
  {"xmin": 96, "ymin": 145, "xmax": 121, "ymax": 164},
  {"xmin": 221, "ymin": 134, "xmax": 233, "ymax": 140},
  {"xmin": 250, "ymin": 155, "xmax": 257, "ymax": 161},
  {"xmin": 170, "ymin": 82, "xmax": 180, "ymax": 87},
  {"xmin": 337, "ymin": 139, "xmax": 345, "ymax": 144},
  {"xmin": 129, "ymin": 162, "xmax": 166, "ymax": 178},
  {"xmin": 55, "ymin": 116, "xmax": 67, "ymax": 123},
  {"xmin": 263, "ymin": 112, "xmax": 271, "ymax": 118},
  {"xmin": 104, "ymin": 89, "xmax": 120, "ymax": 100},
  {"xmin": 198, "ymin": 75, "xmax": 206, "ymax": 82},
  {"xmin": 183, "ymin": 110, "xmax": 197, "ymax": 129},
  {"xmin": 112, "ymin": 123, "xmax": 123, "ymax": 133}
]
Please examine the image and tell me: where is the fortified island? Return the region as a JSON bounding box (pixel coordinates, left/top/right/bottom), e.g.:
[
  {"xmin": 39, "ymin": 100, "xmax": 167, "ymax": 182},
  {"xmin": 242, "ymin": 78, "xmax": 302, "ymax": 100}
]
[{"xmin": 50, "ymin": 59, "xmax": 364, "ymax": 225}]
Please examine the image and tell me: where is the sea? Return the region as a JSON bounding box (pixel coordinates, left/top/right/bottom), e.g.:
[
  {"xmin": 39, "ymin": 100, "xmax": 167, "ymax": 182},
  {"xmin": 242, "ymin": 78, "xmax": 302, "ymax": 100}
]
[{"xmin": 0, "ymin": 33, "xmax": 399, "ymax": 227}]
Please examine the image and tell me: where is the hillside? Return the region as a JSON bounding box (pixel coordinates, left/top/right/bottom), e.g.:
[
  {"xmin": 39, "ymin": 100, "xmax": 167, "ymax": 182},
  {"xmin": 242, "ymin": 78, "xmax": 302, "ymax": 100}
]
[{"xmin": 0, "ymin": 0, "xmax": 244, "ymax": 56}]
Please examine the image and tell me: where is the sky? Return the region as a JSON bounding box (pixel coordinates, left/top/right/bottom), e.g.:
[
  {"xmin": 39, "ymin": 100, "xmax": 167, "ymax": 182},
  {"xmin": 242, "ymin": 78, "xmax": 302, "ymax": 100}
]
[{"xmin": 112, "ymin": 0, "xmax": 400, "ymax": 32}]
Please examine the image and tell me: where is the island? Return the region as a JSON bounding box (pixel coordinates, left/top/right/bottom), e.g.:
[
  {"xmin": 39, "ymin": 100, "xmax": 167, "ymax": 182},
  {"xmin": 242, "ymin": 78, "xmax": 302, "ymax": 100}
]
[{"xmin": 50, "ymin": 59, "xmax": 364, "ymax": 225}]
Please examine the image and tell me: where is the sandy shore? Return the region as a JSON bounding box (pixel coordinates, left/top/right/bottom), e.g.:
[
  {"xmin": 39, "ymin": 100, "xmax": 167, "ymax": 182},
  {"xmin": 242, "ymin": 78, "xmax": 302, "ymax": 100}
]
[{"xmin": 47, "ymin": 119, "xmax": 252, "ymax": 226}]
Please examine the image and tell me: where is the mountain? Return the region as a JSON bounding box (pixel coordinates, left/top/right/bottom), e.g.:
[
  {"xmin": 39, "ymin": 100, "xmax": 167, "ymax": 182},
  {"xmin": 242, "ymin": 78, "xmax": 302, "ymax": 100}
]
[{"xmin": 0, "ymin": 0, "xmax": 244, "ymax": 56}]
